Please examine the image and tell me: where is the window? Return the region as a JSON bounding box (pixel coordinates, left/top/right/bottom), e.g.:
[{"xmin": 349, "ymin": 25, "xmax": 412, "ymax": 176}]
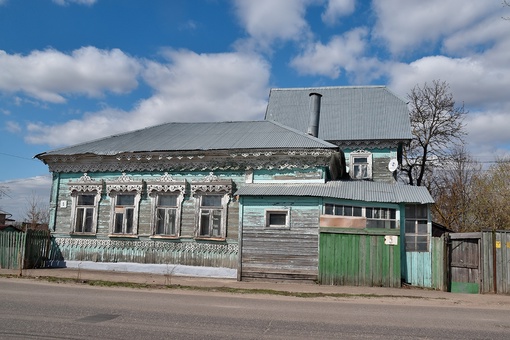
[
  {"xmin": 350, "ymin": 151, "xmax": 372, "ymax": 180},
  {"xmin": 74, "ymin": 194, "xmax": 96, "ymax": 233},
  {"xmin": 155, "ymin": 194, "xmax": 179, "ymax": 236},
  {"xmin": 146, "ymin": 173, "xmax": 186, "ymax": 238},
  {"xmin": 366, "ymin": 207, "xmax": 397, "ymax": 229},
  {"xmin": 106, "ymin": 173, "xmax": 143, "ymax": 236},
  {"xmin": 265, "ymin": 210, "xmax": 290, "ymax": 228},
  {"xmin": 324, "ymin": 203, "xmax": 397, "ymax": 229},
  {"xmin": 68, "ymin": 173, "xmax": 102, "ymax": 235},
  {"xmin": 113, "ymin": 194, "xmax": 136, "ymax": 234},
  {"xmin": 405, "ymin": 204, "xmax": 429, "ymax": 252},
  {"xmin": 191, "ymin": 173, "xmax": 232, "ymax": 240},
  {"xmin": 199, "ymin": 195, "xmax": 224, "ymax": 238}
]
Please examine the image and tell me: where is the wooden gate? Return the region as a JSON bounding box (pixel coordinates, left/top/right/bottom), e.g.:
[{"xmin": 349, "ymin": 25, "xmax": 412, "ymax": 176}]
[
  {"xmin": 448, "ymin": 233, "xmax": 481, "ymax": 294},
  {"xmin": 481, "ymin": 230, "xmax": 510, "ymax": 294}
]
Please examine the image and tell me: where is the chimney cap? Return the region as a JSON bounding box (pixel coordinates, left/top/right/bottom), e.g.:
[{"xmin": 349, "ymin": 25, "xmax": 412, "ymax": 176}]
[{"xmin": 309, "ymin": 92, "xmax": 322, "ymax": 97}]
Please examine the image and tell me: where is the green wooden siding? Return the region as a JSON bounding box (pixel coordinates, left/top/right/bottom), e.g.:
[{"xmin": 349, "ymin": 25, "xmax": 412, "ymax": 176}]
[{"xmin": 319, "ymin": 228, "xmax": 401, "ymax": 287}]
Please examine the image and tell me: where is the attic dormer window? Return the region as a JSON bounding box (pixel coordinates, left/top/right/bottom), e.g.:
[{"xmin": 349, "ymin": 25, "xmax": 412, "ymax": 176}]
[{"xmin": 350, "ymin": 150, "xmax": 372, "ymax": 180}]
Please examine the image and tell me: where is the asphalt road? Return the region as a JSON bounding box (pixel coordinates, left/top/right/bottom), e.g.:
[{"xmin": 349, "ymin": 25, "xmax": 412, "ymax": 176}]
[{"xmin": 1, "ymin": 278, "xmax": 509, "ymax": 339}]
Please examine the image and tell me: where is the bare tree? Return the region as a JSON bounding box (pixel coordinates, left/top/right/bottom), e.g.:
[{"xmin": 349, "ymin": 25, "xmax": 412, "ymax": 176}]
[
  {"xmin": 401, "ymin": 80, "xmax": 467, "ymax": 187},
  {"xmin": 470, "ymin": 158, "xmax": 510, "ymax": 231},
  {"xmin": 23, "ymin": 192, "xmax": 49, "ymax": 230},
  {"xmin": 430, "ymin": 147, "xmax": 480, "ymax": 232}
]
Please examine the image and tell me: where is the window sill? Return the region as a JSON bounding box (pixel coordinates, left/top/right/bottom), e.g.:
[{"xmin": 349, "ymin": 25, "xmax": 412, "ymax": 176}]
[
  {"xmin": 70, "ymin": 232, "xmax": 96, "ymax": 236},
  {"xmin": 108, "ymin": 234, "xmax": 139, "ymax": 239},
  {"xmin": 151, "ymin": 235, "xmax": 180, "ymax": 240},
  {"xmin": 195, "ymin": 237, "xmax": 226, "ymax": 242}
]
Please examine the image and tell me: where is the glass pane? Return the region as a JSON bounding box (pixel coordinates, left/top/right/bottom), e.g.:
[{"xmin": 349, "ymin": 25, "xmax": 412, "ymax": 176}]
[
  {"xmin": 269, "ymin": 212, "xmax": 287, "ymax": 226},
  {"xmin": 167, "ymin": 210, "xmax": 177, "ymax": 235},
  {"xmin": 201, "ymin": 195, "xmax": 222, "ymax": 207},
  {"xmin": 78, "ymin": 194, "xmax": 95, "ymax": 206},
  {"xmin": 344, "ymin": 206, "xmax": 352, "ymax": 216},
  {"xmin": 158, "ymin": 195, "xmax": 177, "ymax": 207},
  {"xmin": 211, "ymin": 210, "xmax": 222, "ymax": 236},
  {"xmin": 114, "ymin": 213, "xmax": 123, "ymax": 233},
  {"xmin": 325, "ymin": 204, "xmax": 334, "ymax": 215},
  {"xmin": 416, "ymin": 205, "xmax": 428, "ymax": 219},
  {"xmin": 84, "ymin": 208, "xmax": 94, "ymax": 232},
  {"xmin": 156, "ymin": 209, "xmax": 166, "ymax": 234},
  {"xmin": 405, "ymin": 221, "xmax": 416, "ymax": 233},
  {"xmin": 117, "ymin": 194, "xmax": 135, "ymax": 206},
  {"xmin": 405, "ymin": 205, "xmax": 414, "ymax": 217},
  {"xmin": 354, "ymin": 157, "xmax": 368, "ymax": 163},
  {"xmin": 353, "ymin": 206, "xmax": 362, "ymax": 217},
  {"xmin": 200, "ymin": 211, "xmax": 210, "ymax": 236},
  {"xmin": 126, "ymin": 208, "xmax": 134, "ymax": 234},
  {"xmin": 417, "ymin": 222, "xmax": 428, "ymax": 234},
  {"xmin": 75, "ymin": 208, "xmax": 84, "ymax": 232},
  {"xmin": 366, "ymin": 208, "xmax": 373, "ymax": 218},
  {"xmin": 390, "ymin": 209, "xmax": 396, "ymax": 219}
]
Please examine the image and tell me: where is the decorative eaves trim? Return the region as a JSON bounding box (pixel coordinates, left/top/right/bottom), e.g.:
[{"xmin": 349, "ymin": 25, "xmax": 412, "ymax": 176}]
[
  {"xmin": 146, "ymin": 172, "xmax": 187, "ymax": 195},
  {"xmin": 67, "ymin": 173, "xmax": 103, "ymax": 194},
  {"xmin": 106, "ymin": 173, "xmax": 143, "ymax": 195},
  {"xmin": 190, "ymin": 172, "xmax": 233, "ymax": 195}
]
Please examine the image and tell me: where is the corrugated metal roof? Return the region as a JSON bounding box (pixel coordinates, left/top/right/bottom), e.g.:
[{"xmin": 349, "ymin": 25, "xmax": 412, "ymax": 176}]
[
  {"xmin": 235, "ymin": 181, "xmax": 434, "ymax": 204},
  {"xmin": 37, "ymin": 121, "xmax": 338, "ymax": 157},
  {"xmin": 265, "ymin": 86, "xmax": 412, "ymax": 141}
]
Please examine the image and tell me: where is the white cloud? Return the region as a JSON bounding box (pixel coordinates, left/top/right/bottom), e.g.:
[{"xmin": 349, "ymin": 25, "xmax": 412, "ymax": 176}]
[
  {"xmin": 290, "ymin": 28, "xmax": 380, "ymax": 80},
  {"xmin": 321, "ymin": 0, "xmax": 355, "ymax": 25},
  {"xmin": 0, "ymin": 47, "xmax": 141, "ymax": 103},
  {"xmin": 233, "ymin": 0, "xmax": 311, "ymax": 51},
  {"xmin": 25, "ymin": 50, "xmax": 271, "ymax": 147},
  {"xmin": 0, "ymin": 175, "xmax": 51, "ymax": 222},
  {"xmin": 372, "ymin": 0, "xmax": 498, "ymax": 55},
  {"xmin": 5, "ymin": 121, "xmax": 21, "ymax": 133},
  {"xmin": 52, "ymin": 0, "xmax": 96, "ymax": 6}
]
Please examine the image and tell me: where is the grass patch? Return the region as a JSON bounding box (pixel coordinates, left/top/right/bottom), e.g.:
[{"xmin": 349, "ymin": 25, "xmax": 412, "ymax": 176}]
[{"xmin": 0, "ymin": 273, "xmax": 437, "ymax": 300}]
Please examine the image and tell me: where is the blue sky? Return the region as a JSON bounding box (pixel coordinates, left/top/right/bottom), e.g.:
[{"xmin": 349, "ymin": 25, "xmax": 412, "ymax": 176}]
[{"xmin": 1, "ymin": 0, "xmax": 510, "ymax": 220}]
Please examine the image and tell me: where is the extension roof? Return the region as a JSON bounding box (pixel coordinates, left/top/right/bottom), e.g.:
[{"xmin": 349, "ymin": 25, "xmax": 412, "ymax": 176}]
[
  {"xmin": 36, "ymin": 120, "xmax": 338, "ymax": 159},
  {"xmin": 236, "ymin": 181, "xmax": 434, "ymax": 204},
  {"xmin": 265, "ymin": 86, "xmax": 412, "ymax": 142}
]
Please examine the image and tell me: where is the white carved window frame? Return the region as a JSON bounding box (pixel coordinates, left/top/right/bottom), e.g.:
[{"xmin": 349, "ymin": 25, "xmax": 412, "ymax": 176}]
[
  {"xmin": 106, "ymin": 173, "xmax": 143, "ymax": 236},
  {"xmin": 349, "ymin": 150, "xmax": 373, "ymax": 180},
  {"xmin": 191, "ymin": 173, "xmax": 233, "ymax": 240},
  {"xmin": 68, "ymin": 173, "xmax": 102, "ymax": 235},
  {"xmin": 146, "ymin": 173, "xmax": 186, "ymax": 238}
]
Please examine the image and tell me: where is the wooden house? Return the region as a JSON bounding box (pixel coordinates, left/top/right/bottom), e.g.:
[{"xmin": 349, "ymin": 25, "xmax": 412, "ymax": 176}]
[{"xmin": 36, "ymin": 86, "xmax": 435, "ymax": 287}]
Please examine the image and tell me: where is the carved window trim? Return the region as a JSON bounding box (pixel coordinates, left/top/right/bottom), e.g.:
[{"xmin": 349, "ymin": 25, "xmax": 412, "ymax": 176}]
[
  {"xmin": 106, "ymin": 173, "xmax": 143, "ymax": 237},
  {"xmin": 146, "ymin": 173, "xmax": 186, "ymax": 238},
  {"xmin": 68, "ymin": 173, "xmax": 102, "ymax": 235},
  {"xmin": 349, "ymin": 150, "xmax": 373, "ymax": 180},
  {"xmin": 191, "ymin": 173, "xmax": 233, "ymax": 240}
]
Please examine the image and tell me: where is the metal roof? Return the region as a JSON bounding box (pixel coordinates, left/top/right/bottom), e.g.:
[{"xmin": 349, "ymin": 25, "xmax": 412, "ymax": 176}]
[
  {"xmin": 37, "ymin": 121, "xmax": 338, "ymax": 157},
  {"xmin": 265, "ymin": 86, "xmax": 412, "ymax": 142},
  {"xmin": 235, "ymin": 181, "xmax": 434, "ymax": 204}
]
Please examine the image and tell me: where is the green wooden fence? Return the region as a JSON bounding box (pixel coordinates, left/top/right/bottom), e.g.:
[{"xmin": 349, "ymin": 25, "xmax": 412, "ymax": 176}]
[
  {"xmin": 0, "ymin": 230, "xmax": 51, "ymax": 270},
  {"xmin": 319, "ymin": 228, "xmax": 401, "ymax": 287}
]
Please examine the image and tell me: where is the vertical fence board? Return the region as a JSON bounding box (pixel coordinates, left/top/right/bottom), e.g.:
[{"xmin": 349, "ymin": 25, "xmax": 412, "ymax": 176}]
[{"xmin": 319, "ymin": 229, "xmax": 400, "ymax": 287}]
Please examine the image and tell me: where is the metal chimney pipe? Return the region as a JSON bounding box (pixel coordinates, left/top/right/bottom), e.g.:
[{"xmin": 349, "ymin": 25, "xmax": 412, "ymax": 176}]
[{"xmin": 307, "ymin": 92, "xmax": 322, "ymax": 137}]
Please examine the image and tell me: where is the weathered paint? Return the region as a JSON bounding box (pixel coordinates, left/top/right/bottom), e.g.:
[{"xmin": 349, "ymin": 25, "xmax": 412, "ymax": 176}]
[
  {"xmin": 252, "ymin": 168, "xmax": 326, "ymax": 183},
  {"xmin": 481, "ymin": 230, "xmax": 510, "ymax": 294},
  {"xmin": 0, "ymin": 230, "xmax": 51, "ymax": 269},
  {"xmin": 449, "ymin": 233, "xmax": 481, "ymax": 294},
  {"xmin": 240, "ymin": 196, "xmax": 320, "ymax": 281},
  {"xmin": 49, "ymin": 171, "xmax": 244, "ymax": 270},
  {"xmin": 318, "ymin": 228, "xmax": 401, "ymax": 287}
]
